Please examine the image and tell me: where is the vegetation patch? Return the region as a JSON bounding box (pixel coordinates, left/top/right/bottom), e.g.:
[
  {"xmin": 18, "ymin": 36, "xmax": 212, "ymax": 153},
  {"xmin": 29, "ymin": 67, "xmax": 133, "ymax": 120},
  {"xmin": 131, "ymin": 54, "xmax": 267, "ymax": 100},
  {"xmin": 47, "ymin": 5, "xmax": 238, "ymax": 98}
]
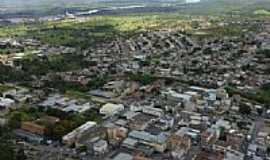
[
  {"xmin": 0, "ymin": 84, "xmax": 15, "ymax": 93},
  {"xmin": 225, "ymin": 85, "xmax": 270, "ymax": 105},
  {"xmin": 128, "ymin": 73, "xmax": 156, "ymax": 85},
  {"xmin": 254, "ymin": 9, "xmax": 270, "ymax": 15},
  {"xmin": 7, "ymin": 105, "xmax": 102, "ymax": 140}
]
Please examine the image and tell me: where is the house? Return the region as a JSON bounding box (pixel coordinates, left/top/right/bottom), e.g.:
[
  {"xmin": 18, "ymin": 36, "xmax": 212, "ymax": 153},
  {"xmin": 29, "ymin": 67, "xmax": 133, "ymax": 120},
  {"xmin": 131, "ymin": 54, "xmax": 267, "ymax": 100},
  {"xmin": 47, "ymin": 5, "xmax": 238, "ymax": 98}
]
[
  {"xmin": 167, "ymin": 133, "xmax": 191, "ymax": 152},
  {"xmin": 21, "ymin": 122, "xmax": 46, "ymax": 135},
  {"xmin": 154, "ymin": 115, "xmax": 174, "ymax": 130},
  {"xmin": 196, "ymin": 148, "xmax": 224, "ymax": 160},
  {"xmin": 226, "ymin": 131, "xmax": 245, "ymax": 151},
  {"xmin": 201, "ymin": 128, "xmax": 217, "ymax": 146},
  {"xmin": 128, "ymin": 113, "xmax": 154, "ymax": 131},
  {"xmin": 14, "ymin": 129, "xmax": 44, "ymax": 144}
]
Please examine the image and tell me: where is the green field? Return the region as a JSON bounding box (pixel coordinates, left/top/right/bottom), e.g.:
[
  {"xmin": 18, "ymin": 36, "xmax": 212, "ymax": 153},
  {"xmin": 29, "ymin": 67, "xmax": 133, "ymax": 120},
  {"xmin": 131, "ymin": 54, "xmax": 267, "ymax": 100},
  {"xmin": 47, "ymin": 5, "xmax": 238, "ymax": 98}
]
[
  {"xmin": 0, "ymin": 14, "xmax": 193, "ymax": 48},
  {"xmin": 1, "ymin": 14, "xmax": 263, "ymax": 49}
]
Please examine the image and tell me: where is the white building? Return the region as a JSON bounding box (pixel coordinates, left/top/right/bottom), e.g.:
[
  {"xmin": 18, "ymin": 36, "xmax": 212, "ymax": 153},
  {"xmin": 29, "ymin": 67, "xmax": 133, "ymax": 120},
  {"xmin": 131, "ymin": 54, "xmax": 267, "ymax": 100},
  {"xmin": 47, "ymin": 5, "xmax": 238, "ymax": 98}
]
[
  {"xmin": 62, "ymin": 102, "xmax": 92, "ymax": 113},
  {"xmin": 186, "ymin": 0, "xmax": 200, "ymax": 3},
  {"xmin": 162, "ymin": 89, "xmax": 192, "ymax": 103},
  {"xmin": 100, "ymin": 103, "xmax": 124, "ymax": 116},
  {"xmin": 143, "ymin": 106, "xmax": 164, "ymax": 117},
  {"xmin": 63, "ymin": 121, "xmax": 97, "ymax": 145}
]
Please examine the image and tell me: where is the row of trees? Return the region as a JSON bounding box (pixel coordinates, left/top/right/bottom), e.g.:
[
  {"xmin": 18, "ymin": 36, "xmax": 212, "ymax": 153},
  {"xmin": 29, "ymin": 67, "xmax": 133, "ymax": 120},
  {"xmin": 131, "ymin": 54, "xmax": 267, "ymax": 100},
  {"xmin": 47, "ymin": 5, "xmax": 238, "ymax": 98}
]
[{"xmin": 128, "ymin": 73, "xmax": 156, "ymax": 85}]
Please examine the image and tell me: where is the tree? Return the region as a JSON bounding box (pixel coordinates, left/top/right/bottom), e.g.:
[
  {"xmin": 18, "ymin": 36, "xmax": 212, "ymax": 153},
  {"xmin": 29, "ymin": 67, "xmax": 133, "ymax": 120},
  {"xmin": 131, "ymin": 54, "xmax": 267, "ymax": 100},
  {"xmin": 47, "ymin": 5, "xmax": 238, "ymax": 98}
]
[
  {"xmin": 0, "ymin": 142, "xmax": 15, "ymax": 160},
  {"xmin": 128, "ymin": 73, "xmax": 156, "ymax": 85},
  {"xmin": 256, "ymin": 49, "xmax": 270, "ymax": 58},
  {"xmin": 257, "ymin": 108, "xmax": 263, "ymax": 116},
  {"xmin": 0, "ymin": 127, "xmax": 15, "ymax": 160},
  {"xmin": 46, "ymin": 108, "xmax": 67, "ymax": 119},
  {"xmin": 52, "ymin": 124, "xmax": 67, "ymax": 140},
  {"xmin": 77, "ymin": 145, "xmax": 87, "ymax": 153},
  {"xmin": 219, "ymin": 127, "xmax": 227, "ymax": 141},
  {"xmin": 87, "ymin": 75, "xmax": 109, "ymax": 89},
  {"xmin": 191, "ymin": 21, "xmax": 200, "ymax": 29},
  {"xmin": 16, "ymin": 148, "xmax": 26, "ymax": 160},
  {"xmin": 203, "ymin": 47, "xmax": 213, "ymax": 55},
  {"xmin": 8, "ymin": 112, "xmax": 31, "ymax": 129},
  {"xmin": 239, "ymin": 104, "xmax": 251, "ymax": 115}
]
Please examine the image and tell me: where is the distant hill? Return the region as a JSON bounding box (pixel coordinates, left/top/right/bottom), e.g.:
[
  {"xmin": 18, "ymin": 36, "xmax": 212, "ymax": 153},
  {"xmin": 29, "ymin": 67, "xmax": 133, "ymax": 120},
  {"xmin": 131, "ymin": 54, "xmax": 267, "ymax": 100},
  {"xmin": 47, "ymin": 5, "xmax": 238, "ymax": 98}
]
[
  {"xmin": 0, "ymin": 0, "xmax": 181, "ymax": 14},
  {"xmin": 1, "ymin": 0, "xmax": 270, "ymax": 17},
  {"xmin": 0, "ymin": 0, "xmax": 187, "ymax": 17}
]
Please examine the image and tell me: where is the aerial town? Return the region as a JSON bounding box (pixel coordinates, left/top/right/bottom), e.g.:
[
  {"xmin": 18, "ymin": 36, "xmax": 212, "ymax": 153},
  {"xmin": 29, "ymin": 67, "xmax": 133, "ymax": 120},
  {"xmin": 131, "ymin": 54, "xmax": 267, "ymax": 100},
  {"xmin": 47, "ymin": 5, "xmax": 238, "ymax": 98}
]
[{"xmin": 0, "ymin": 0, "xmax": 270, "ymax": 160}]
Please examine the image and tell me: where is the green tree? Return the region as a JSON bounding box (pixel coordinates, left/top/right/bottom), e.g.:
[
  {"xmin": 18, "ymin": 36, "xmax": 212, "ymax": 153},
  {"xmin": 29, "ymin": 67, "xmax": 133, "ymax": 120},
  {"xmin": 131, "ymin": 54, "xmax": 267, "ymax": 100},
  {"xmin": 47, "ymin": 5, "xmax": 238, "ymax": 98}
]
[
  {"xmin": 87, "ymin": 75, "xmax": 109, "ymax": 89},
  {"xmin": 9, "ymin": 112, "xmax": 31, "ymax": 128},
  {"xmin": 0, "ymin": 142, "xmax": 15, "ymax": 160},
  {"xmin": 239, "ymin": 104, "xmax": 251, "ymax": 115},
  {"xmin": 128, "ymin": 73, "xmax": 156, "ymax": 85},
  {"xmin": 52, "ymin": 124, "xmax": 67, "ymax": 140},
  {"xmin": 16, "ymin": 148, "xmax": 26, "ymax": 160},
  {"xmin": 0, "ymin": 127, "xmax": 15, "ymax": 160}
]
